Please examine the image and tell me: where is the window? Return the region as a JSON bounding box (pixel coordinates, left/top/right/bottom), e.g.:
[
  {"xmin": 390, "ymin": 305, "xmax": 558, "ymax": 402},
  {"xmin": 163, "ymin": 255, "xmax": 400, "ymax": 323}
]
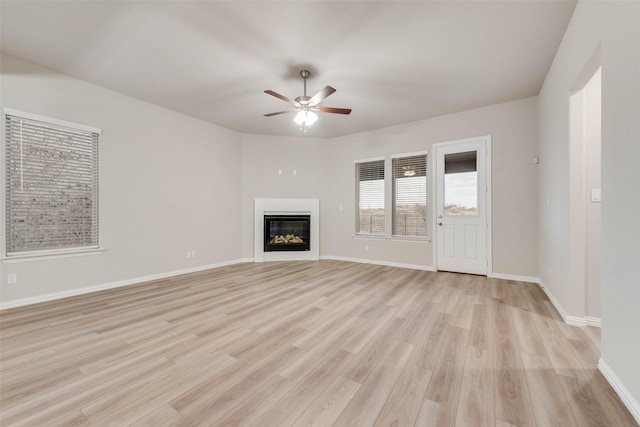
[
  {"xmin": 355, "ymin": 159, "xmax": 385, "ymax": 235},
  {"xmin": 5, "ymin": 110, "xmax": 100, "ymax": 256},
  {"xmin": 392, "ymin": 153, "xmax": 427, "ymax": 237},
  {"xmin": 444, "ymin": 150, "xmax": 477, "ymax": 216}
]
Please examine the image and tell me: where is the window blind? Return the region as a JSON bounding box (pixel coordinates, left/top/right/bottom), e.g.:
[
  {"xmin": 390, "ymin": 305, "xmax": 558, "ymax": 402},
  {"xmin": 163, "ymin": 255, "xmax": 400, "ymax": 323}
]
[
  {"xmin": 355, "ymin": 159, "xmax": 385, "ymax": 235},
  {"xmin": 5, "ymin": 113, "xmax": 99, "ymax": 255},
  {"xmin": 392, "ymin": 154, "xmax": 427, "ymax": 237}
]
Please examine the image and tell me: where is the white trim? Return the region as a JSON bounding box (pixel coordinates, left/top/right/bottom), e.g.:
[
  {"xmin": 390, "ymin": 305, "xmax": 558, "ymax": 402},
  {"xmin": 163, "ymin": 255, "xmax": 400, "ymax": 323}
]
[
  {"xmin": 585, "ymin": 316, "xmax": 601, "ymax": 327},
  {"xmin": 598, "ymin": 358, "xmax": 640, "ymax": 425},
  {"xmin": 488, "ymin": 272, "xmax": 539, "ymax": 283},
  {"xmin": 565, "ymin": 316, "xmax": 588, "ymax": 327},
  {"xmin": 389, "ymin": 236, "xmax": 431, "ymax": 243},
  {"xmin": 254, "ymin": 198, "xmax": 319, "ymax": 263},
  {"xmin": 537, "ymin": 279, "xmax": 593, "ymax": 327},
  {"xmin": 3, "ymin": 107, "xmax": 103, "ymax": 134},
  {"xmin": 353, "ymin": 234, "xmax": 386, "ymax": 240},
  {"xmin": 320, "ymin": 255, "xmax": 435, "ymax": 272},
  {"xmin": 0, "ymin": 258, "xmax": 250, "ymax": 311},
  {"xmin": 390, "ymin": 149, "xmax": 428, "ymax": 159},
  {"xmin": 2, "ymin": 247, "xmax": 104, "ymax": 263},
  {"xmin": 486, "ymin": 136, "xmax": 493, "ymax": 276},
  {"xmin": 537, "ymin": 279, "xmax": 572, "ymax": 323},
  {"xmin": 354, "ymin": 156, "xmax": 385, "ymax": 164}
]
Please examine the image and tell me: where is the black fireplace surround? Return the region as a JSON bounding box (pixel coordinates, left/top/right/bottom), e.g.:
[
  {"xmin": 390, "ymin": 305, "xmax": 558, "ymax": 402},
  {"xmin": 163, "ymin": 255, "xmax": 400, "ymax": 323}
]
[{"xmin": 264, "ymin": 214, "xmax": 310, "ymax": 252}]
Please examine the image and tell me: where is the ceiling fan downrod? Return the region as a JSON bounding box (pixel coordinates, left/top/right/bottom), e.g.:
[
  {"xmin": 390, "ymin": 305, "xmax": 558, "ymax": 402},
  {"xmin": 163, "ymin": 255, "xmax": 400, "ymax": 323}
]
[{"xmin": 296, "ymin": 70, "xmax": 311, "ymax": 105}]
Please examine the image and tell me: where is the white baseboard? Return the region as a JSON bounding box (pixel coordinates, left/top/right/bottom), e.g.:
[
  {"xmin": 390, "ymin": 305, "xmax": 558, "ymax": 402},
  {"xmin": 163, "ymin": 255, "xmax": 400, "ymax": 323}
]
[
  {"xmin": 585, "ymin": 316, "xmax": 602, "ymax": 327},
  {"xmin": 0, "ymin": 258, "xmax": 251, "ymax": 311},
  {"xmin": 320, "ymin": 255, "xmax": 436, "ymax": 272},
  {"xmin": 537, "ymin": 279, "xmax": 575, "ymax": 325},
  {"xmin": 598, "ymin": 358, "xmax": 640, "ymax": 424},
  {"xmin": 487, "ymin": 272, "xmax": 539, "ymax": 283},
  {"xmin": 537, "ymin": 279, "xmax": 601, "ymax": 328}
]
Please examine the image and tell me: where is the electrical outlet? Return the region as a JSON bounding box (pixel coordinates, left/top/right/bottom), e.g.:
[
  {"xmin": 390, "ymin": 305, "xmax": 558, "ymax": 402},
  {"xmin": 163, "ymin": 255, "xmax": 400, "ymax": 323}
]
[{"xmin": 8, "ymin": 273, "xmax": 17, "ymax": 285}]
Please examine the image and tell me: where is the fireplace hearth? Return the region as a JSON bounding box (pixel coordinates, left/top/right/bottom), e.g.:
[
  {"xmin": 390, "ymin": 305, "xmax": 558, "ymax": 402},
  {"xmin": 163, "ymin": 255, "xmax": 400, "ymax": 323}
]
[{"xmin": 264, "ymin": 215, "xmax": 310, "ymax": 252}]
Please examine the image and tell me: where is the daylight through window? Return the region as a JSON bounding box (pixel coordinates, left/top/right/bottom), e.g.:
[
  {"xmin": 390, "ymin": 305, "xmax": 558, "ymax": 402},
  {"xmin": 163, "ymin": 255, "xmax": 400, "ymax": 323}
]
[
  {"xmin": 5, "ymin": 111, "xmax": 100, "ymax": 255},
  {"xmin": 355, "ymin": 159, "xmax": 385, "ymax": 235},
  {"xmin": 392, "ymin": 154, "xmax": 427, "ymax": 237}
]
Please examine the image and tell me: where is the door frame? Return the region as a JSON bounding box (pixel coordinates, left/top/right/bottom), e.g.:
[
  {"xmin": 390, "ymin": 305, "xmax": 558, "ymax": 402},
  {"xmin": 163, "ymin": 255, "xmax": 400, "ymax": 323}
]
[{"xmin": 432, "ymin": 135, "xmax": 492, "ymax": 275}]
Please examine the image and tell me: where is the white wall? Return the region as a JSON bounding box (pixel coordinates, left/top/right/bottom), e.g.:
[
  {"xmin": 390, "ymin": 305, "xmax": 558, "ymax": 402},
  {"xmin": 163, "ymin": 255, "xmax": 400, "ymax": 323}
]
[
  {"xmin": 0, "ymin": 54, "xmax": 243, "ymax": 304},
  {"xmin": 584, "ymin": 68, "xmax": 601, "ymax": 319},
  {"xmin": 323, "ymin": 97, "xmax": 539, "ymax": 277},
  {"xmin": 538, "ymin": 0, "xmax": 640, "ymax": 412}
]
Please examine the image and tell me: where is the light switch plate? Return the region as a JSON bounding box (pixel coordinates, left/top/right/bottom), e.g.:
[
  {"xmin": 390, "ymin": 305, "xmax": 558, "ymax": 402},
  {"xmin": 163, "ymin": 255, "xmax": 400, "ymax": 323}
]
[{"xmin": 591, "ymin": 188, "xmax": 601, "ymax": 202}]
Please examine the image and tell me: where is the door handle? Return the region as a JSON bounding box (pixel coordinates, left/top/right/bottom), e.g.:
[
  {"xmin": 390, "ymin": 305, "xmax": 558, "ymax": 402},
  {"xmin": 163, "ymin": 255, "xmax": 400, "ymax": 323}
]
[{"xmin": 438, "ymin": 222, "xmax": 443, "ymax": 226}]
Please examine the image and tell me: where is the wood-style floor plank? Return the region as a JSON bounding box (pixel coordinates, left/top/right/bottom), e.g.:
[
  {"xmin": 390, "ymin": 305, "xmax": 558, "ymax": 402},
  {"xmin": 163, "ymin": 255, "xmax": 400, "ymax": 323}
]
[{"xmin": 0, "ymin": 260, "xmax": 637, "ymax": 427}]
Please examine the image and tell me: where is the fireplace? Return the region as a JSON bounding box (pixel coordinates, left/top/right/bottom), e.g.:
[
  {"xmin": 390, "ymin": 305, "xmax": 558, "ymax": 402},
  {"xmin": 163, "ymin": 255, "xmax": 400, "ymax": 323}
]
[
  {"xmin": 254, "ymin": 198, "xmax": 318, "ymax": 262},
  {"xmin": 264, "ymin": 215, "xmax": 310, "ymax": 252}
]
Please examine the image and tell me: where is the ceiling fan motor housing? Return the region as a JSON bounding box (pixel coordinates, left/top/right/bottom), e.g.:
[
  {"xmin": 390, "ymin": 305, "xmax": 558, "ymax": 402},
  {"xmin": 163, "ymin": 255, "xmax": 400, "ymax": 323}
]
[{"xmin": 295, "ymin": 95, "xmax": 312, "ymax": 105}]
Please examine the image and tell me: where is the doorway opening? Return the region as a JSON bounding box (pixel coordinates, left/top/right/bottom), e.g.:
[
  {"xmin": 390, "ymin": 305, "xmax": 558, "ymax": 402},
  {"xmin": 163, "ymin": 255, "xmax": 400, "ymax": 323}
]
[{"xmin": 569, "ymin": 62, "xmax": 602, "ymax": 325}]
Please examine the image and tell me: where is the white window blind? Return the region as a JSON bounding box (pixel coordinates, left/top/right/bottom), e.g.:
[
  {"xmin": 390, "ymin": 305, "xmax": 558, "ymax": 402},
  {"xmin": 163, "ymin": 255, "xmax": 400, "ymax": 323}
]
[
  {"xmin": 392, "ymin": 154, "xmax": 427, "ymax": 237},
  {"xmin": 355, "ymin": 159, "xmax": 385, "ymax": 235},
  {"xmin": 5, "ymin": 112, "xmax": 100, "ymax": 255}
]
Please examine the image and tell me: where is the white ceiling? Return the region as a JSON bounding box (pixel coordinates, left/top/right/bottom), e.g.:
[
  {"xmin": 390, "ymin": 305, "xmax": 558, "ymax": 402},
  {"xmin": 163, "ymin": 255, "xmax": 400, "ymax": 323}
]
[{"xmin": 0, "ymin": 1, "xmax": 576, "ymax": 138}]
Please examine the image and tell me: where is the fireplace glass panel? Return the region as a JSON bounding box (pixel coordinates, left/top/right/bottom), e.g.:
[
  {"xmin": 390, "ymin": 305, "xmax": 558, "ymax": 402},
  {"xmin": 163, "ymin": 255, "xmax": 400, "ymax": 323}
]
[{"xmin": 264, "ymin": 215, "xmax": 310, "ymax": 252}]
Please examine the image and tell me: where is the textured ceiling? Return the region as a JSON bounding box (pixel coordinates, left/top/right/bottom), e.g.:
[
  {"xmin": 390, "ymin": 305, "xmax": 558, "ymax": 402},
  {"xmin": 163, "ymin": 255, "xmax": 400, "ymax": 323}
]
[{"xmin": 0, "ymin": 1, "xmax": 576, "ymax": 138}]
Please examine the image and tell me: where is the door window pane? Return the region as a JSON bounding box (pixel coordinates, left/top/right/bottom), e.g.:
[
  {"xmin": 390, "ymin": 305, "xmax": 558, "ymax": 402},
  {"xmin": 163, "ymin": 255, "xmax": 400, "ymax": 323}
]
[{"xmin": 444, "ymin": 151, "xmax": 477, "ymax": 216}]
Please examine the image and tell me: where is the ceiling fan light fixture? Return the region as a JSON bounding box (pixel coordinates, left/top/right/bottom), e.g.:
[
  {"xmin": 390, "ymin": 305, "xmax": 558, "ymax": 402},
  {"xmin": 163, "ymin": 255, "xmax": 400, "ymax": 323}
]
[
  {"xmin": 264, "ymin": 69, "xmax": 351, "ymax": 131},
  {"xmin": 293, "ymin": 110, "xmax": 306, "ymax": 125},
  {"xmin": 305, "ymin": 111, "xmax": 318, "ymax": 126},
  {"xmin": 294, "ymin": 110, "xmax": 318, "ymax": 126}
]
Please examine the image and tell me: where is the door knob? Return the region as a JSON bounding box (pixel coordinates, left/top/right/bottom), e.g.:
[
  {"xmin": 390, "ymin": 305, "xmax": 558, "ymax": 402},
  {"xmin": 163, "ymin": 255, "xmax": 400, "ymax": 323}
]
[{"xmin": 438, "ymin": 222, "xmax": 443, "ymax": 226}]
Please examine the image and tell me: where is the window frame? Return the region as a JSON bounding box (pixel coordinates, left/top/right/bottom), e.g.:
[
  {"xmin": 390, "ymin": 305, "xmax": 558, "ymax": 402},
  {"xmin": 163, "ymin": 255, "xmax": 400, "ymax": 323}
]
[
  {"xmin": 391, "ymin": 151, "xmax": 429, "ymax": 239},
  {"xmin": 3, "ymin": 108, "xmax": 102, "ymax": 261},
  {"xmin": 354, "ymin": 156, "xmax": 386, "ymax": 237},
  {"xmin": 354, "ymin": 151, "xmax": 430, "ymax": 242}
]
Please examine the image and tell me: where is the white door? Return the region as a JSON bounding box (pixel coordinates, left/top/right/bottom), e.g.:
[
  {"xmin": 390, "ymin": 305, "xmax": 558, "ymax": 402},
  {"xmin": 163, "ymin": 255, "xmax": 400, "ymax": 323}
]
[{"xmin": 435, "ymin": 137, "xmax": 490, "ymax": 275}]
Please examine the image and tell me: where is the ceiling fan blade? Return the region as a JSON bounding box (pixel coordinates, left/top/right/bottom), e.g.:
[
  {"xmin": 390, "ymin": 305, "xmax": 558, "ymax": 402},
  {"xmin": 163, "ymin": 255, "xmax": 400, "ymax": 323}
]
[
  {"xmin": 264, "ymin": 110, "xmax": 296, "ymax": 117},
  {"xmin": 316, "ymin": 106, "xmax": 352, "ymax": 115},
  {"xmin": 264, "ymin": 90, "xmax": 295, "ymax": 105},
  {"xmin": 309, "ymin": 86, "xmax": 336, "ymax": 106}
]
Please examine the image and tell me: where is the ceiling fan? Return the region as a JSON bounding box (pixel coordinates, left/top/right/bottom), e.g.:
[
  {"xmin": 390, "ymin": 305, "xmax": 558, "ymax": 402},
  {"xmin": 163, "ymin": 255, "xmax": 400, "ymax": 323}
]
[{"xmin": 264, "ymin": 70, "xmax": 352, "ymax": 129}]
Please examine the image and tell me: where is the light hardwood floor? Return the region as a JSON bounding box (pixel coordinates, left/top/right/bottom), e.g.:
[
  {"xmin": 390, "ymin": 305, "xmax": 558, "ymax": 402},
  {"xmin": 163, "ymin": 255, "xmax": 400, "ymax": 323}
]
[{"xmin": 0, "ymin": 260, "xmax": 637, "ymax": 426}]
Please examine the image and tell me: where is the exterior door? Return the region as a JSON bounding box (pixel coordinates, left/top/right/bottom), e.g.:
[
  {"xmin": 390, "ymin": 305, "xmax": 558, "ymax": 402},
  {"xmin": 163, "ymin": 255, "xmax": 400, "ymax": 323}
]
[{"xmin": 435, "ymin": 137, "xmax": 489, "ymax": 275}]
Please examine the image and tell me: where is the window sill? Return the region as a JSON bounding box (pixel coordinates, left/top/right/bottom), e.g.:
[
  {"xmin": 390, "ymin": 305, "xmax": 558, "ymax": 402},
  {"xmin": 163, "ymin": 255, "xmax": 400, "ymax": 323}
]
[
  {"xmin": 353, "ymin": 234, "xmax": 386, "ymax": 240},
  {"xmin": 353, "ymin": 235, "xmax": 431, "ymax": 243},
  {"xmin": 390, "ymin": 236, "xmax": 431, "ymax": 243},
  {"xmin": 2, "ymin": 247, "xmax": 105, "ymax": 264}
]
